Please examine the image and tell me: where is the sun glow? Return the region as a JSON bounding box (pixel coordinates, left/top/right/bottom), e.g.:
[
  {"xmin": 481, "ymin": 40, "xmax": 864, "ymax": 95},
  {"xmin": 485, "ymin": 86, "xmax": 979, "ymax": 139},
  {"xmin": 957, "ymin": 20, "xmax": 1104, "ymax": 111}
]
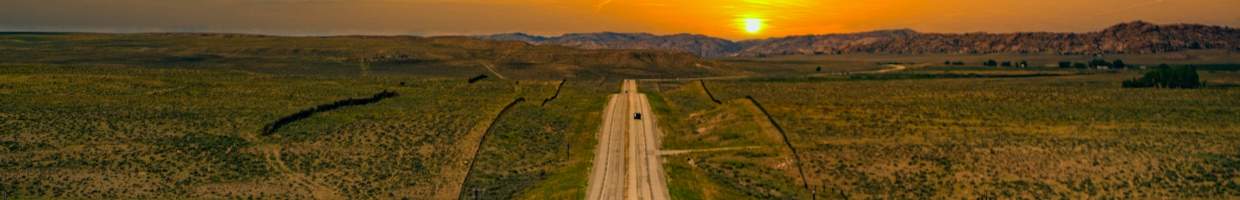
[{"xmin": 741, "ymin": 18, "xmax": 764, "ymax": 34}]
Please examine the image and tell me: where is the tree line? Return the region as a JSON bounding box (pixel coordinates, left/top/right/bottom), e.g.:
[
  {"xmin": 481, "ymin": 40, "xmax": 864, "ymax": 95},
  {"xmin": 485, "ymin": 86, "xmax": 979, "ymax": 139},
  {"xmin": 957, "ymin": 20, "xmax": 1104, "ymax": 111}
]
[{"xmin": 1059, "ymin": 59, "xmax": 1127, "ymax": 69}]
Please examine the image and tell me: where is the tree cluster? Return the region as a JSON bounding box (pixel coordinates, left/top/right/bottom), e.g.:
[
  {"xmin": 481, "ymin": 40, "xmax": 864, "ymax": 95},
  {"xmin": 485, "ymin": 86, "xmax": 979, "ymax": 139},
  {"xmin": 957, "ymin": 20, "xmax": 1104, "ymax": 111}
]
[
  {"xmin": 1059, "ymin": 59, "xmax": 1127, "ymax": 69},
  {"xmin": 983, "ymin": 60, "xmax": 1027, "ymax": 67},
  {"xmin": 1123, "ymin": 64, "xmax": 1202, "ymax": 88}
]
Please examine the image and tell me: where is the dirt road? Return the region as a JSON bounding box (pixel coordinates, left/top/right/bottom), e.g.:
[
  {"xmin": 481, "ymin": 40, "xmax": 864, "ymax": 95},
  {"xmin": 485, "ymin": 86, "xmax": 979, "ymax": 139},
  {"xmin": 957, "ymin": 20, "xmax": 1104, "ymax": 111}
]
[{"xmin": 586, "ymin": 80, "xmax": 670, "ymax": 200}]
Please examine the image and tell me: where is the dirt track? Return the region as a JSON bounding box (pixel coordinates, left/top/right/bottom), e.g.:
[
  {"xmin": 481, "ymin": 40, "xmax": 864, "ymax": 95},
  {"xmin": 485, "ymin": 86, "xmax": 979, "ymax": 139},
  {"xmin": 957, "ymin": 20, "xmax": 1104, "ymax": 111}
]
[{"xmin": 586, "ymin": 80, "xmax": 670, "ymax": 200}]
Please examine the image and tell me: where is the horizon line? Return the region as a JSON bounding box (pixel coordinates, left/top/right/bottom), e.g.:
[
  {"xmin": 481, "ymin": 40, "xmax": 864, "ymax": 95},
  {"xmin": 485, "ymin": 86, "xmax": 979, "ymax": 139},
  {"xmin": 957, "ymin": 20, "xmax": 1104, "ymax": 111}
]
[{"xmin": 2, "ymin": 20, "xmax": 1234, "ymax": 42}]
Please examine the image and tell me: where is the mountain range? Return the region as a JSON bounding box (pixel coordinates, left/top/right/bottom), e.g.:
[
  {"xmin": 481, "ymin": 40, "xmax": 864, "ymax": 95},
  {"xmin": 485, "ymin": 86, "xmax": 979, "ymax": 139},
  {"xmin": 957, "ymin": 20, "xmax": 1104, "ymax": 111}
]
[{"xmin": 480, "ymin": 21, "xmax": 1239, "ymax": 57}]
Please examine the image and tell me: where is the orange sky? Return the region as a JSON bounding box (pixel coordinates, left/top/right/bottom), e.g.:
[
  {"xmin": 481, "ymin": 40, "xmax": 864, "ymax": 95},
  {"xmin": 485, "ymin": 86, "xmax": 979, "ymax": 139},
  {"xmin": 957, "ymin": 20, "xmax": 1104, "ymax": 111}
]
[{"xmin": 0, "ymin": 0, "xmax": 1236, "ymax": 40}]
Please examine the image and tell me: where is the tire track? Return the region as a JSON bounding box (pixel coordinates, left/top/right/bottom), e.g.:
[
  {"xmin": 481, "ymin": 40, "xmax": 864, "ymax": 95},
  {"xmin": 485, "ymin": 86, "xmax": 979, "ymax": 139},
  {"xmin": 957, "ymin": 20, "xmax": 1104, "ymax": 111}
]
[
  {"xmin": 259, "ymin": 145, "xmax": 344, "ymax": 200},
  {"xmin": 480, "ymin": 62, "xmax": 508, "ymax": 80}
]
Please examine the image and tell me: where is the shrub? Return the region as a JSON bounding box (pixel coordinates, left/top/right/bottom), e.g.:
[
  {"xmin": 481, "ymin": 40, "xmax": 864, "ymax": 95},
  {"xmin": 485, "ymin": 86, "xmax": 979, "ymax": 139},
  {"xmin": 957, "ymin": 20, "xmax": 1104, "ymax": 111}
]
[
  {"xmin": 984, "ymin": 60, "xmax": 998, "ymax": 67},
  {"xmin": 1089, "ymin": 59, "xmax": 1111, "ymax": 68},
  {"xmin": 1112, "ymin": 59, "xmax": 1126, "ymax": 69},
  {"xmin": 1123, "ymin": 64, "xmax": 1202, "ymax": 88},
  {"xmin": 1059, "ymin": 61, "xmax": 1072, "ymax": 68}
]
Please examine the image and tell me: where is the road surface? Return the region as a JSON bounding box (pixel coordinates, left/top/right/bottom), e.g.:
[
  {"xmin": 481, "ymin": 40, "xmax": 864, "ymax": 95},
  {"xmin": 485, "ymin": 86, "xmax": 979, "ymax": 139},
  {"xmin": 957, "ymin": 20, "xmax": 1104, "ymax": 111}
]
[{"xmin": 586, "ymin": 80, "xmax": 670, "ymax": 200}]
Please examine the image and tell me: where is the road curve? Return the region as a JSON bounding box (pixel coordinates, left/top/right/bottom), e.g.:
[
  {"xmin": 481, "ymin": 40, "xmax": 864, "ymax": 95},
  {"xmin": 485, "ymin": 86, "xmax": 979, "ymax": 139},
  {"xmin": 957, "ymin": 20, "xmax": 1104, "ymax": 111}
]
[{"xmin": 586, "ymin": 80, "xmax": 670, "ymax": 200}]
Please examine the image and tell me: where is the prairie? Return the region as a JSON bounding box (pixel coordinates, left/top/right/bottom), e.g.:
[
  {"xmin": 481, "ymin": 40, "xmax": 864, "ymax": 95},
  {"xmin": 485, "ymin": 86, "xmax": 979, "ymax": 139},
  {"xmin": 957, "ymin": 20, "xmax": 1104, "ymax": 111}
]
[
  {"xmin": 3, "ymin": 32, "xmax": 1239, "ymax": 199},
  {"xmin": 0, "ymin": 63, "xmax": 542, "ymax": 199},
  {"xmin": 671, "ymin": 70, "xmax": 1240, "ymax": 199}
]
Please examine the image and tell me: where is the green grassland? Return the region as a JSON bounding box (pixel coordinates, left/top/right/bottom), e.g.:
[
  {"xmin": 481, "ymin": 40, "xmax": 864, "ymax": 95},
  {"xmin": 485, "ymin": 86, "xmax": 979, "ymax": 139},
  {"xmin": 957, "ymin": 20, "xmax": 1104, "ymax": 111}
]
[
  {"xmin": 4, "ymin": 32, "xmax": 1240, "ymax": 199},
  {"xmin": 0, "ymin": 33, "xmax": 732, "ymax": 79},
  {"xmin": 644, "ymin": 81, "xmax": 810, "ymax": 199},
  {"xmin": 0, "ymin": 63, "xmax": 517, "ymax": 199},
  {"xmin": 0, "ymin": 65, "xmax": 614, "ymax": 199},
  {"xmin": 461, "ymin": 80, "xmax": 612, "ymax": 199},
  {"xmin": 698, "ymin": 71, "xmax": 1240, "ymax": 199}
]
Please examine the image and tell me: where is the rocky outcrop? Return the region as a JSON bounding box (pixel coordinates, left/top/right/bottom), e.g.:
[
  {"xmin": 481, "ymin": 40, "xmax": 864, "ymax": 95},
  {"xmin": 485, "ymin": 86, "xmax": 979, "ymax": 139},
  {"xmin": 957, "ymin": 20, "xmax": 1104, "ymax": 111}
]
[{"xmin": 480, "ymin": 21, "xmax": 1239, "ymax": 57}]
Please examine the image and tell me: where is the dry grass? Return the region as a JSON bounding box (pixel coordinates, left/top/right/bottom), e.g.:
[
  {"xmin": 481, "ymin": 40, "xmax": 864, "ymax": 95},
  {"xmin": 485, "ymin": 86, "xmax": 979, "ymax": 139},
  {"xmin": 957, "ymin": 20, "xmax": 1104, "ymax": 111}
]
[
  {"xmin": 707, "ymin": 71, "xmax": 1240, "ymax": 199},
  {"xmin": 0, "ymin": 64, "xmax": 575, "ymax": 199}
]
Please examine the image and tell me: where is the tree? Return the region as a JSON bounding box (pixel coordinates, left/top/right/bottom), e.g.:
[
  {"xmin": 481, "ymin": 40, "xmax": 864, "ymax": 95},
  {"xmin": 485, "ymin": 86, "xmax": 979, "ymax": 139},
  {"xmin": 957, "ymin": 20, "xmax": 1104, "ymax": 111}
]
[
  {"xmin": 1073, "ymin": 62, "xmax": 1087, "ymax": 68},
  {"xmin": 1059, "ymin": 61, "xmax": 1072, "ymax": 68},
  {"xmin": 1001, "ymin": 61, "xmax": 1012, "ymax": 67},
  {"xmin": 984, "ymin": 59, "xmax": 998, "ymax": 67},
  {"xmin": 816, "ymin": 66, "xmax": 822, "ymax": 72},
  {"xmin": 1018, "ymin": 60, "xmax": 1029, "ymax": 68},
  {"xmin": 1112, "ymin": 59, "xmax": 1126, "ymax": 69},
  {"xmin": 951, "ymin": 61, "xmax": 965, "ymax": 65},
  {"xmin": 945, "ymin": 61, "xmax": 952, "ymax": 65}
]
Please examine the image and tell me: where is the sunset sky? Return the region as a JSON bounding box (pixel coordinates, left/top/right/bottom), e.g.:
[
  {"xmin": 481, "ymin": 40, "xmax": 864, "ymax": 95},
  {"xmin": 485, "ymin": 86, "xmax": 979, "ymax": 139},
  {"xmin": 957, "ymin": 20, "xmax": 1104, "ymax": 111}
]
[{"xmin": 1, "ymin": 0, "xmax": 1236, "ymax": 40}]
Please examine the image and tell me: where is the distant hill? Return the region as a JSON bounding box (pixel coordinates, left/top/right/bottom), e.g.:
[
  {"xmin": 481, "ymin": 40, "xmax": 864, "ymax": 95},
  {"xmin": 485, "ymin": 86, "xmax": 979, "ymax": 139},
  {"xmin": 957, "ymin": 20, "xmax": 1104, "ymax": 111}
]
[
  {"xmin": 0, "ymin": 33, "xmax": 731, "ymax": 79},
  {"xmin": 480, "ymin": 21, "xmax": 1240, "ymax": 57},
  {"xmin": 482, "ymin": 32, "xmax": 741, "ymax": 58}
]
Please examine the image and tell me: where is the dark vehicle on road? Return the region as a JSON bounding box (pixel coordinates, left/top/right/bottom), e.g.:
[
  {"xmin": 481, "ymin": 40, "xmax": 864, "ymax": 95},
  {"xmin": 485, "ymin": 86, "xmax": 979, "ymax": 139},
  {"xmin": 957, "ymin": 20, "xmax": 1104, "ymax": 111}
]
[{"xmin": 634, "ymin": 113, "xmax": 642, "ymax": 120}]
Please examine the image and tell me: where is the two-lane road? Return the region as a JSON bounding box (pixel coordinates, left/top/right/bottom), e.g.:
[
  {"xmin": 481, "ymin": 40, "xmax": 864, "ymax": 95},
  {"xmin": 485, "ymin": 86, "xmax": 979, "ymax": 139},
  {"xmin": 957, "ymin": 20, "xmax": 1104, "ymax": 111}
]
[{"xmin": 586, "ymin": 80, "xmax": 670, "ymax": 200}]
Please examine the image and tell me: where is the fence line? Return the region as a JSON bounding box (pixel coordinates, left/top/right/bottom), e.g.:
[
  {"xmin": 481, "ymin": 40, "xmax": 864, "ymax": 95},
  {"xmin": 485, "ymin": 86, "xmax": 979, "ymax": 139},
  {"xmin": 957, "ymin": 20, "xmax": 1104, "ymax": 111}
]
[
  {"xmin": 541, "ymin": 79, "xmax": 567, "ymax": 106},
  {"xmin": 745, "ymin": 95, "xmax": 815, "ymax": 199},
  {"xmin": 458, "ymin": 97, "xmax": 526, "ymax": 199}
]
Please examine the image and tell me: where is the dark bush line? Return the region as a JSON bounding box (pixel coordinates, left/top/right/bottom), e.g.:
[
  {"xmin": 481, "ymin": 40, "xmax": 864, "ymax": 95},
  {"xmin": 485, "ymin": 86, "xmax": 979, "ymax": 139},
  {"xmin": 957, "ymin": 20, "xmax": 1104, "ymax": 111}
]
[
  {"xmin": 541, "ymin": 79, "xmax": 567, "ymax": 106},
  {"xmin": 745, "ymin": 96, "xmax": 813, "ymax": 197},
  {"xmin": 848, "ymin": 73, "xmax": 1070, "ymax": 80},
  {"xmin": 1123, "ymin": 65, "xmax": 1203, "ymax": 88},
  {"xmin": 1196, "ymin": 64, "xmax": 1240, "ymax": 71},
  {"xmin": 261, "ymin": 90, "xmax": 399, "ymax": 136},
  {"xmin": 699, "ymin": 80, "xmax": 723, "ymax": 104},
  {"xmin": 468, "ymin": 74, "xmax": 489, "ymax": 84},
  {"xmin": 459, "ymin": 97, "xmax": 526, "ymax": 200}
]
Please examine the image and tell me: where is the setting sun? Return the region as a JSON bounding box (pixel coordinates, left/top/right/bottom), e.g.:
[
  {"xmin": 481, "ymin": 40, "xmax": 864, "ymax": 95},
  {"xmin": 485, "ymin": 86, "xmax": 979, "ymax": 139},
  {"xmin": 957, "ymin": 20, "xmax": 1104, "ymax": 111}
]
[{"xmin": 741, "ymin": 18, "xmax": 765, "ymax": 34}]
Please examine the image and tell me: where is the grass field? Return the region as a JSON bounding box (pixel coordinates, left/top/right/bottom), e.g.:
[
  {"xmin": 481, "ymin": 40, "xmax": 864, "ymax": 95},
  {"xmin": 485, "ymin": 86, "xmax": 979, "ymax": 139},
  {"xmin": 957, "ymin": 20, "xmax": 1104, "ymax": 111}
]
[
  {"xmin": 694, "ymin": 71, "xmax": 1240, "ymax": 199},
  {"xmin": 0, "ymin": 63, "xmax": 617, "ymax": 199},
  {"xmin": 3, "ymin": 32, "xmax": 1239, "ymax": 199},
  {"xmin": 643, "ymin": 81, "xmax": 810, "ymax": 199},
  {"xmin": 461, "ymin": 80, "xmax": 612, "ymax": 199},
  {"xmin": 0, "ymin": 33, "xmax": 732, "ymax": 79}
]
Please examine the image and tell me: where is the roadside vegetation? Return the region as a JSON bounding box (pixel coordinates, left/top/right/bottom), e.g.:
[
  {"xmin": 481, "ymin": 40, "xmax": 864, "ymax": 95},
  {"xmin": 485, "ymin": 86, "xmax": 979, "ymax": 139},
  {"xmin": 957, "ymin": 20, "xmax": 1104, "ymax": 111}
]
[
  {"xmin": 645, "ymin": 81, "xmax": 810, "ymax": 199},
  {"xmin": 0, "ymin": 63, "xmax": 607, "ymax": 199},
  {"xmin": 706, "ymin": 71, "xmax": 1240, "ymax": 199},
  {"xmin": 461, "ymin": 80, "xmax": 610, "ymax": 199}
]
